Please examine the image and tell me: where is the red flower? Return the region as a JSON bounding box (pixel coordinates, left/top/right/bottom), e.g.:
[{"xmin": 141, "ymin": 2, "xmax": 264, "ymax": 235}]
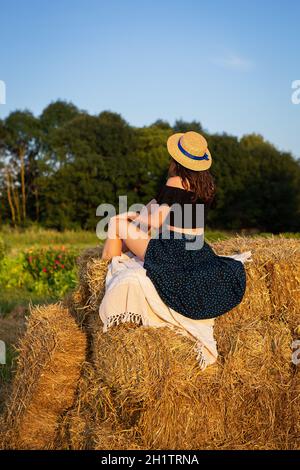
[
  {"xmin": 42, "ymin": 267, "xmax": 47, "ymax": 273},
  {"xmin": 61, "ymin": 264, "xmax": 65, "ymax": 269}
]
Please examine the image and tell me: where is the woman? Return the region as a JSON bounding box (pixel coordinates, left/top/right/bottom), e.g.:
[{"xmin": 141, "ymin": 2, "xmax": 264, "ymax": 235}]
[{"xmin": 100, "ymin": 131, "xmax": 250, "ymax": 322}]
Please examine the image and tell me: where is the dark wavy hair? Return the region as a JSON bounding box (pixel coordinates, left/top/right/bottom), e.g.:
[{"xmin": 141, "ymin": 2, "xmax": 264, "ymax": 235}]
[{"xmin": 168, "ymin": 158, "xmax": 216, "ymax": 204}]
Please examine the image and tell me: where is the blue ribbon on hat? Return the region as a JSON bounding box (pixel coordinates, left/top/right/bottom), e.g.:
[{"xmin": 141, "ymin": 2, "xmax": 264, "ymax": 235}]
[{"xmin": 178, "ymin": 137, "xmax": 210, "ymax": 161}]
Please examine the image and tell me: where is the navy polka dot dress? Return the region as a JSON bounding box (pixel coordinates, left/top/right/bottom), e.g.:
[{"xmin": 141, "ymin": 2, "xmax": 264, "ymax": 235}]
[{"xmin": 143, "ymin": 186, "xmax": 247, "ymax": 320}]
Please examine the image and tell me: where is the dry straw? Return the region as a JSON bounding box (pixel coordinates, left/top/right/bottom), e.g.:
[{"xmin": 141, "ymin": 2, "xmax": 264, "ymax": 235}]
[
  {"xmin": 65, "ymin": 248, "xmax": 108, "ymax": 334},
  {"xmin": 0, "ymin": 303, "xmax": 86, "ymax": 450}
]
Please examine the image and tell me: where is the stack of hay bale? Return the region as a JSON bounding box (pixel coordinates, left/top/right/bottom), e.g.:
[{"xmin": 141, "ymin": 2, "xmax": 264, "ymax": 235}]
[
  {"xmin": 0, "ymin": 304, "xmax": 86, "ymax": 449},
  {"xmin": 0, "ymin": 236, "xmax": 299, "ymax": 450}
]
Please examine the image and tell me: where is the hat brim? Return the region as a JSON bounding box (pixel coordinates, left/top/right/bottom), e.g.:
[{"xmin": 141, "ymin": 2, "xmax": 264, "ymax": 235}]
[{"xmin": 167, "ymin": 133, "xmax": 212, "ymax": 171}]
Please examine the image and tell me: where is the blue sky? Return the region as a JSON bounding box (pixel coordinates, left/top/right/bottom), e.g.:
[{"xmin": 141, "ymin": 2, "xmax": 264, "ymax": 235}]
[{"xmin": 0, "ymin": 0, "xmax": 299, "ymax": 157}]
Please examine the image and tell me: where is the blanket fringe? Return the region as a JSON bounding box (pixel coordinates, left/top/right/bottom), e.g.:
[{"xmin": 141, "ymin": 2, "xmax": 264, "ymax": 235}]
[{"xmin": 194, "ymin": 342, "xmax": 208, "ymax": 371}]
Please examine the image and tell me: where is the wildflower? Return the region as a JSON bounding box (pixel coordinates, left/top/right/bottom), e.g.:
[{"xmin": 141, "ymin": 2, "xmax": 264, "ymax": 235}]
[
  {"xmin": 42, "ymin": 267, "xmax": 47, "ymax": 273},
  {"xmin": 61, "ymin": 264, "xmax": 65, "ymax": 269}
]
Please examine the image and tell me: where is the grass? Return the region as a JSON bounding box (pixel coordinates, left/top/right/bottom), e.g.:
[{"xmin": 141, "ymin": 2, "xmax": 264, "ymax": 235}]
[
  {"xmin": 1, "ymin": 226, "xmax": 100, "ymax": 256},
  {"xmin": 2, "ymin": 225, "xmax": 299, "ymax": 255}
]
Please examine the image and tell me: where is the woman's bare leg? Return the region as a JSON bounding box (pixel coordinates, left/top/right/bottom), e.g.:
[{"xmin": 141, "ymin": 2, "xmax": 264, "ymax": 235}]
[{"xmin": 117, "ymin": 217, "xmax": 150, "ymax": 260}]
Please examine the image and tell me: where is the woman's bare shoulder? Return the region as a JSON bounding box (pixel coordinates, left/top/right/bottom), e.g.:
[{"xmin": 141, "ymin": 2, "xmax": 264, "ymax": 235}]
[{"xmin": 166, "ymin": 176, "xmax": 184, "ymax": 189}]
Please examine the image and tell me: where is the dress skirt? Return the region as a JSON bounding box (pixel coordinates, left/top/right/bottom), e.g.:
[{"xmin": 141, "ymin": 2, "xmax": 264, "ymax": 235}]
[{"xmin": 143, "ymin": 230, "xmax": 247, "ymax": 320}]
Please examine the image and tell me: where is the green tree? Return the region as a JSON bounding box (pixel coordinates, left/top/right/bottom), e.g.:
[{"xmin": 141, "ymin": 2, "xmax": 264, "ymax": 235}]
[
  {"xmin": 2, "ymin": 111, "xmax": 41, "ymax": 225},
  {"xmin": 173, "ymin": 119, "xmax": 203, "ymax": 133}
]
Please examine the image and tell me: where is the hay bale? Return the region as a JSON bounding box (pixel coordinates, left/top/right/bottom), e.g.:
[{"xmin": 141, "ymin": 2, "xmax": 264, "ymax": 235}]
[
  {"xmin": 136, "ymin": 366, "xmax": 223, "ymax": 449},
  {"xmin": 265, "ymin": 249, "xmax": 300, "ymax": 332},
  {"xmin": 57, "ymin": 362, "xmax": 142, "ymax": 450},
  {"xmin": 2, "ymin": 236, "xmax": 299, "ymax": 450},
  {"xmin": 55, "ymin": 363, "xmax": 103, "ymax": 450},
  {"xmin": 90, "ymin": 319, "xmax": 293, "ymax": 450},
  {"xmin": 213, "ymin": 236, "xmax": 300, "ymax": 330},
  {"xmin": 65, "ymin": 248, "xmax": 108, "ymax": 332},
  {"xmin": 75, "ymin": 247, "xmax": 107, "ymax": 311},
  {"xmin": 84, "ymin": 236, "xmax": 298, "ymax": 449},
  {"xmin": 216, "ymin": 320, "xmax": 293, "ymax": 450},
  {"xmin": 212, "ymin": 237, "xmax": 273, "ymax": 357},
  {"xmin": 0, "ymin": 303, "xmax": 86, "ymax": 450},
  {"xmin": 93, "ymin": 325, "xmax": 203, "ymax": 406}
]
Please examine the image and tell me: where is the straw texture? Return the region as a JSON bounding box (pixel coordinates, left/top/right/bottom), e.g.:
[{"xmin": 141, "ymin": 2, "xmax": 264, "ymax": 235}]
[{"xmin": 1, "ymin": 236, "xmax": 299, "ymax": 449}]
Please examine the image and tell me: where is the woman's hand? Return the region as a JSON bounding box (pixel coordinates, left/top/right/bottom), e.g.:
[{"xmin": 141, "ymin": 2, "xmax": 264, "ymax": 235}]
[{"xmin": 116, "ymin": 211, "xmax": 139, "ymax": 221}]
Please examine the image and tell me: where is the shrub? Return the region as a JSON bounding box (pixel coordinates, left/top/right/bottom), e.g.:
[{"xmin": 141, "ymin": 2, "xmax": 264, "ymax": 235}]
[{"xmin": 23, "ymin": 246, "xmax": 79, "ymax": 296}]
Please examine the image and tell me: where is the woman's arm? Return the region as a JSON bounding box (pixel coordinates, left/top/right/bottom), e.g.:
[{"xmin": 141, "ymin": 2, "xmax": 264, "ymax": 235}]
[{"xmin": 130, "ymin": 199, "xmax": 170, "ymax": 231}]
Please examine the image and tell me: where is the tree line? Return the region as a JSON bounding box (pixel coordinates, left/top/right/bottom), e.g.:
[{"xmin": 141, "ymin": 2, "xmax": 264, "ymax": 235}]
[{"xmin": 0, "ymin": 100, "xmax": 299, "ymax": 233}]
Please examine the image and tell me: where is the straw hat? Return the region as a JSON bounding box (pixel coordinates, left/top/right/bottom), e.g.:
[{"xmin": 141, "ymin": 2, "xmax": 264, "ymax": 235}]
[{"xmin": 167, "ymin": 131, "xmax": 212, "ymax": 171}]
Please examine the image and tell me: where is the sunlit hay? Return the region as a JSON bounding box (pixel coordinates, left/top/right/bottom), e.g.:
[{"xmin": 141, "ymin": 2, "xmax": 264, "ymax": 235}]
[
  {"xmin": 212, "ymin": 237, "xmax": 273, "ymax": 325},
  {"xmin": 76, "ymin": 236, "xmax": 298, "ymax": 450},
  {"xmin": 93, "ymin": 325, "xmax": 230, "ymax": 450},
  {"xmin": 213, "ymin": 236, "xmax": 300, "ymax": 356},
  {"xmin": 213, "ymin": 238, "xmax": 272, "ymax": 358},
  {"xmin": 62, "ymin": 247, "xmax": 108, "ymax": 336},
  {"xmin": 212, "ymin": 236, "xmax": 300, "ymax": 324},
  {"xmin": 213, "ymin": 263, "xmax": 272, "ymax": 359},
  {"xmin": 0, "ymin": 303, "xmax": 86, "ymax": 450},
  {"xmin": 219, "ymin": 320, "xmax": 292, "ymax": 386},
  {"xmin": 216, "ymin": 320, "xmax": 293, "ymax": 450},
  {"xmin": 212, "ymin": 234, "xmax": 299, "ymax": 255},
  {"xmin": 0, "ymin": 416, "xmax": 5, "ymax": 450},
  {"xmin": 62, "ymin": 290, "xmax": 87, "ymax": 327},
  {"xmin": 133, "ymin": 321, "xmax": 293, "ymax": 450},
  {"xmin": 136, "ymin": 366, "xmax": 224, "ymax": 450},
  {"xmin": 56, "ymin": 363, "xmax": 103, "ymax": 450},
  {"xmin": 76, "ymin": 247, "xmax": 104, "ymax": 306},
  {"xmin": 94, "ymin": 421, "xmax": 142, "ymax": 450},
  {"xmin": 3, "ymin": 236, "xmax": 299, "ymax": 450}
]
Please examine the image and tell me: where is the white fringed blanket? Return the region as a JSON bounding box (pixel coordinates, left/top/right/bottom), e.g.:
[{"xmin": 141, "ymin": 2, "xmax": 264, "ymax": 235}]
[{"xmin": 99, "ymin": 250, "xmax": 252, "ymax": 370}]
